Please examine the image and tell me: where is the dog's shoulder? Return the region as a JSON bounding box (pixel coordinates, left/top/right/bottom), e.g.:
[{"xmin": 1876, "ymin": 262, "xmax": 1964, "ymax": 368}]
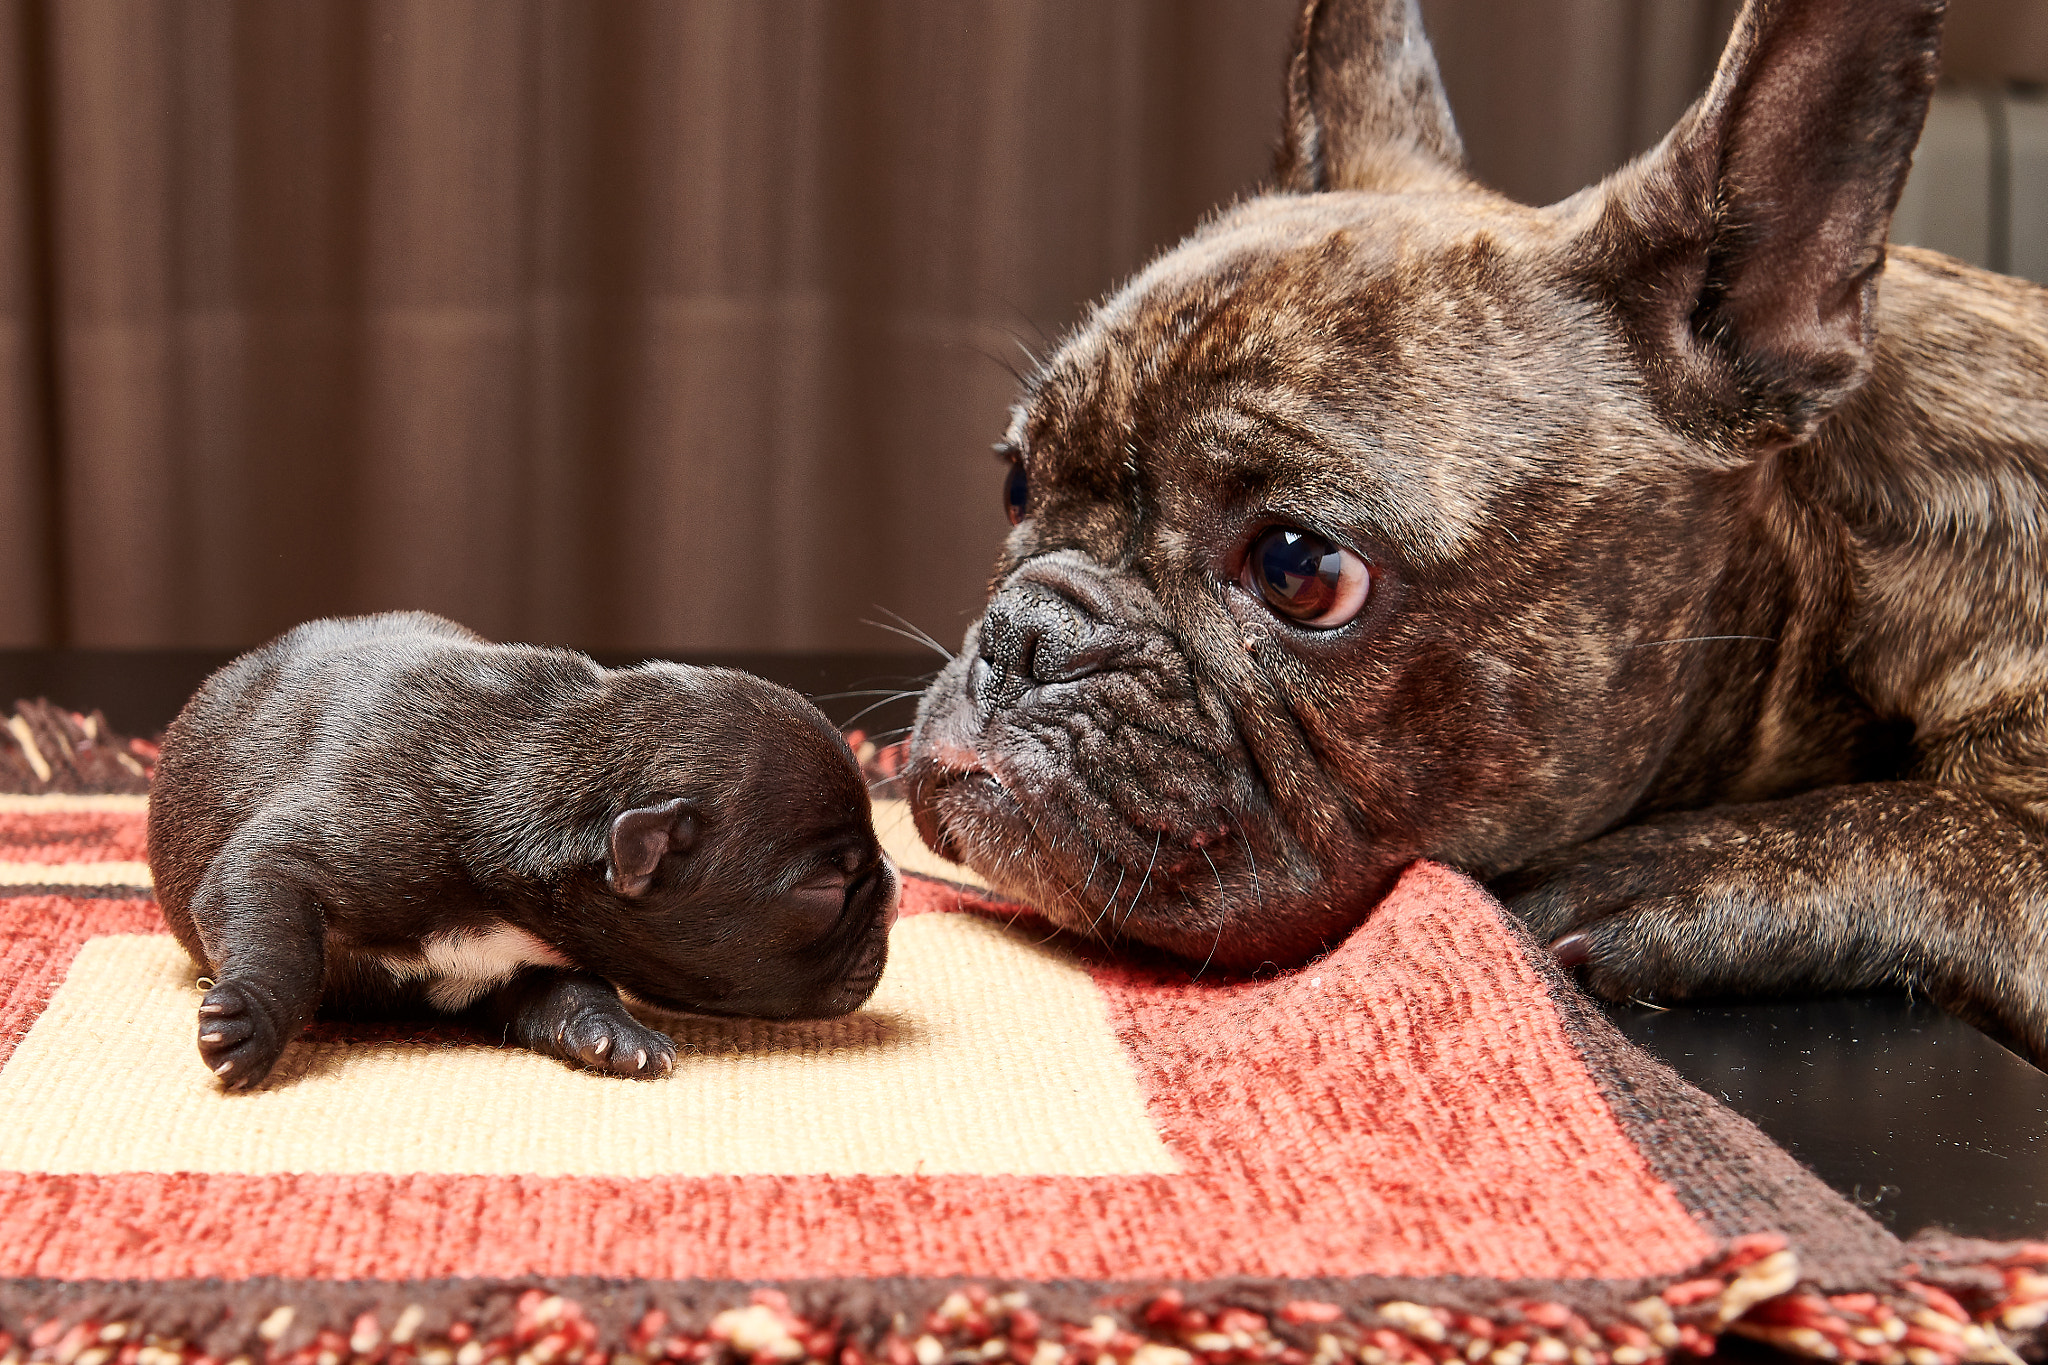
[
  {"xmin": 1778, "ymin": 248, "xmax": 2048, "ymax": 799},
  {"xmin": 1877, "ymin": 246, "xmax": 2048, "ymax": 405},
  {"xmin": 1805, "ymin": 247, "xmax": 2048, "ymax": 539}
]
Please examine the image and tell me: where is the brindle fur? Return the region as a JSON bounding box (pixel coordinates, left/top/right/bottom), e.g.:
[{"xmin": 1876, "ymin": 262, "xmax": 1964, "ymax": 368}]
[{"xmin": 905, "ymin": 0, "xmax": 2048, "ymax": 1059}]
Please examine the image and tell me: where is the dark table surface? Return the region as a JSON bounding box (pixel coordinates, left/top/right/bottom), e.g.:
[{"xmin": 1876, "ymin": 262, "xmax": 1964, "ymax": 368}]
[{"xmin": 4, "ymin": 647, "xmax": 2042, "ymax": 1240}]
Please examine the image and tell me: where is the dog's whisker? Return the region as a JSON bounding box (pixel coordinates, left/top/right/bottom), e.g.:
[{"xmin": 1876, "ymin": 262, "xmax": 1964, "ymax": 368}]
[
  {"xmin": 1124, "ymin": 830, "xmax": 1165, "ymax": 929},
  {"xmin": 838, "ymin": 694, "xmax": 926, "ymax": 730},
  {"xmin": 992, "ymin": 805, "xmax": 1078, "ymax": 942},
  {"xmin": 976, "ymin": 292, "xmax": 1054, "ymax": 354},
  {"xmin": 1015, "ymin": 810, "xmax": 1065, "ymax": 930},
  {"xmin": 1625, "ymin": 635, "xmax": 1777, "ymax": 649},
  {"xmin": 1189, "ymin": 843, "xmax": 1230, "ymax": 982},
  {"xmin": 815, "ymin": 689, "xmax": 927, "ymax": 701},
  {"xmin": 859, "ymin": 725, "xmax": 914, "ymax": 744},
  {"xmin": 1024, "ymin": 824, "xmax": 1103, "ymax": 931},
  {"xmin": 1057, "ymin": 855, "xmax": 1099, "ymax": 917},
  {"xmin": 1223, "ymin": 803, "xmax": 1264, "ymax": 922},
  {"xmin": 1027, "ymin": 898, "xmax": 1077, "ymax": 950},
  {"xmin": 860, "ymin": 619, "xmax": 955, "ymax": 661},
  {"xmin": 864, "ymin": 608, "xmax": 956, "ymax": 662},
  {"xmin": 1199, "ymin": 844, "xmax": 1226, "ymax": 903},
  {"xmin": 1095, "ymin": 861, "xmax": 1130, "ymax": 940},
  {"xmin": 972, "ymin": 342, "xmax": 1032, "ymax": 388}
]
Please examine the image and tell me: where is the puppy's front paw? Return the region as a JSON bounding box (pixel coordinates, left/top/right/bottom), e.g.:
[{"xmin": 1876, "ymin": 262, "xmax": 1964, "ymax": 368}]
[
  {"xmin": 550, "ymin": 1003, "xmax": 677, "ymax": 1080},
  {"xmin": 196, "ymin": 978, "xmax": 293, "ymax": 1090}
]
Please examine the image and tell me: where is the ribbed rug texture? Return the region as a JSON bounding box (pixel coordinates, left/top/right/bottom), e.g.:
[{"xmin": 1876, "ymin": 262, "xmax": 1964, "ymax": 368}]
[{"xmin": 0, "ymin": 702, "xmax": 2045, "ymax": 1365}]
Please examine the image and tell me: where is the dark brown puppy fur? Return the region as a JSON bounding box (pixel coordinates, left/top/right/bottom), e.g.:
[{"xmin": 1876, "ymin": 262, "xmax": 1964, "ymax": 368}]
[
  {"xmin": 149, "ymin": 612, "xmax": 897, "ymax": 1089},
  {"xmin": 906, "ymin": 0, "xmax": 2048, "ymax": 1058}
]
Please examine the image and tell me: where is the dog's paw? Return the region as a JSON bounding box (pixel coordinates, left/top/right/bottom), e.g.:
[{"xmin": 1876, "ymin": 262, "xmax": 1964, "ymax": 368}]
[
  {"xmin": 196, "ymin": 977, "xmax": 293, "ymax": 1090},
  {"xmin": 1496, "ymin": 813, "xmax": 1765, "ymax": 1005},
  {"xmin": 548, "ymin": 1003, "xmax": 677, "ymax": 1080},
  {"xmin": 1505, "ymin": 879, "xmax": 1702, "ymax": 1006},
  {"xmin": 1536, "ymin": 897, "xmax": 1722, "ymax": 1006}
]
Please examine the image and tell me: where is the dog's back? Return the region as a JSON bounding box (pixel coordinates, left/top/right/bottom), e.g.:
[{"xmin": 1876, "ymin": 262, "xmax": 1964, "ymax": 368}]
[{"xmin": 147, "ymin": 610, "xmax": 561, "ymax": 960}]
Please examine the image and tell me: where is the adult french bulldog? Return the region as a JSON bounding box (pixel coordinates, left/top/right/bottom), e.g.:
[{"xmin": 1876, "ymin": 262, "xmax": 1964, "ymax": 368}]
[
  {"xmin": 149, "ymin": 612, "xmax": 898, "ymax": 1089},
  {"xmin": 905, "ymin": 0, "xmax": 2048, "ymax": 1060}
]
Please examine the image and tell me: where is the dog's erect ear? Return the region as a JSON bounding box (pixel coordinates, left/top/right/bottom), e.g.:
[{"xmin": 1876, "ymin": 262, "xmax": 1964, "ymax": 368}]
[
  {"xmin": 607, "ymin": 797, "xmax": 699, "ymax": 898},
  {"xmin": 1584, "ymin": 0, "xmax": 1944, "ymax": 450},
  {"xmin": 1275, "ymin": 0, "xmax": 1469, "ymax": 194}
]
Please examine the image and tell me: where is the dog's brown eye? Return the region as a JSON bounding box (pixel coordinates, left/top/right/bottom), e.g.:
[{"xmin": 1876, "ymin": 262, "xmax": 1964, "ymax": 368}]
[
  {"xmin": 1003, "ymin": 459, "xmax": 1029, "ymax": 525},
  {"xmin": 1244, "ymin": 526, "xmax": 1371, "ymax": 627}
]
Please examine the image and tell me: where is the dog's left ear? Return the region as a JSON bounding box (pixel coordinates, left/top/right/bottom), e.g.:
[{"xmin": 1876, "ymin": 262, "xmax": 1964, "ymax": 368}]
[
  {"xmin": 1583, "ymin": 0, "xmax": 1945, "ymax": 450},
  {"xmin": 1275, "ymin": 0, "xmax": 1470, "ymax": 194},
  {"xmin": 607, "ymin": 797, "xmax": 699, "ymax": 898}
]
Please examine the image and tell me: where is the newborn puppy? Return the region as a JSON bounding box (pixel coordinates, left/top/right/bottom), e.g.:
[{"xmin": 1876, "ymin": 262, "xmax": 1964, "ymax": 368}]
[{"xmin": 147, "ymin": 611, "xmax": 898, "ymax": 1089}]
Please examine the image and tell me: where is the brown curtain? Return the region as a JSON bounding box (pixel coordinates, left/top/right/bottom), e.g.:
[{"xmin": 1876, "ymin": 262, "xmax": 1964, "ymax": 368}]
[
  {"xmin": 1424, "ymin": 0, "xmax": 1743, "ymax": 207},
  {"xmin": 0, "ymin": 0, "xmax": 1840, "ymax": 652}
]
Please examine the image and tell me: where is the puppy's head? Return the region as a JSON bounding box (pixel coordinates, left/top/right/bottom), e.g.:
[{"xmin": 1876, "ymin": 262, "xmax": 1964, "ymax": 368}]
[
  {"xmin": 560, "ymin": 665, "xmax": 897, "ymax": 1018},
  {"xmin": 906, "ymin": 0, "xmax": 1942, "ymax": 969}
]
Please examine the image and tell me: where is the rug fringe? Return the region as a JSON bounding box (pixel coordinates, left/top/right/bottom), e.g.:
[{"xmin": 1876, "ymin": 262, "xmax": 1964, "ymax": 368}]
[
  {"xmin": 0, "ymin": 700, "xmax": 155, "ymax": 795},
  {"xmin": 4, "ymin": 1238, "xmax": 2045, "ymax": 1365}
]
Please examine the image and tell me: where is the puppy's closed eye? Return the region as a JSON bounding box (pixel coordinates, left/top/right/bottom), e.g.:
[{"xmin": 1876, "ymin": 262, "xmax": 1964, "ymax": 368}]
[{"xmin": 776, "ymin": 854, "xmax": 864, "ymax": 941}]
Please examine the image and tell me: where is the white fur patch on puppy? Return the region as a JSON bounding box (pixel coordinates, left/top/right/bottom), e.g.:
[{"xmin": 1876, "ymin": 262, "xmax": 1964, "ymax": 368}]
[{"xmin": 380, "ymin": 924, "xmax": 570, "ymax": 1013}]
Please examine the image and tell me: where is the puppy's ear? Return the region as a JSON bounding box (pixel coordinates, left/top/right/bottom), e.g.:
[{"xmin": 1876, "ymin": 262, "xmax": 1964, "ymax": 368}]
[
  {"xmin": 607, "ymin": 797, "xmax": 699, "ymax": 898},
  {"xmin": 1582, "ymin": 0, "xmax": 1944, "ymax": 450},
  {"xmin": 1275, "ymin": 0, "xmax": 1469, "ymax": 194}
]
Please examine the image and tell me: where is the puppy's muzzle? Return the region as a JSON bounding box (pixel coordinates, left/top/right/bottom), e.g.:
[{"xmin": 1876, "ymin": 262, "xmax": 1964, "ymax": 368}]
[{"xmin": 970, "ymin": 582, "xmax": 1114, "ymax": 717}]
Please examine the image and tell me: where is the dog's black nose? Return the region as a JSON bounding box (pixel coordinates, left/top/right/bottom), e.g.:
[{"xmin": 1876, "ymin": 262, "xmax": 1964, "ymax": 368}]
[{"xmin": 971, "ymin": 583, "xmax": 1107, "ymax": 716}]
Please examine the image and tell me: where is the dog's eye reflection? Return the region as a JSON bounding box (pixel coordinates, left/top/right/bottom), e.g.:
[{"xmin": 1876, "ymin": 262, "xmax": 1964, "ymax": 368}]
[
  {"xmin": 1246, "ymin": 527, "xmax": 1371, "ymax": 628},
  {"xmin": 1003, "ymin": 460, "xmax": 1028, "ymax": 525}
]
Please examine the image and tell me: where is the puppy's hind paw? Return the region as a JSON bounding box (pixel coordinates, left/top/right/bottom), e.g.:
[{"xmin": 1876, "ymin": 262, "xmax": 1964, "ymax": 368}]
[
  {"xmin": 196, "ymin": 978, "xmax": 292, "ymax": 1090},
  {"xmin": 553, "ymin": 1007, "xmax": 677, "ymax": 1080}
]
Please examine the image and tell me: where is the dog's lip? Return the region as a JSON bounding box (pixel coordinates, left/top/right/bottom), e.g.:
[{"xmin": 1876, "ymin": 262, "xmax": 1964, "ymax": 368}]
[
  {"xmin": 907, "ymin": 731, "xmax": 1016, "ymax": 865},
  {"xmin": 919, "ymin": 733, "xmax": 992, "ymax": 780}
]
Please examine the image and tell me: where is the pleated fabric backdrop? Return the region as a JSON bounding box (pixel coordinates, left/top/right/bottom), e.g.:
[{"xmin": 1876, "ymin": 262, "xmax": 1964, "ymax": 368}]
[{"xmin": 0, "ymin": 0, "xmax": 1782, "ymax": 652}]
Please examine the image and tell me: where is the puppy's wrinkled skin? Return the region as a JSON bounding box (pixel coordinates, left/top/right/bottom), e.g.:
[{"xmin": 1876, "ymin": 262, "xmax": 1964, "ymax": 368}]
[
  {"xmin": 150, "ymin": 612, "xmax": 898, "ymax": 1089},
  {"xmin": 907, "ymin": 0, "xmax": 2048, "ymax": 1057}
]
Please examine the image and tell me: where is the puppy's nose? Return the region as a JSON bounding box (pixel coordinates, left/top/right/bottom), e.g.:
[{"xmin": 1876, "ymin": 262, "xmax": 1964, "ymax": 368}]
[{"xmin": 971, "ymin": 583, "xmax": 1106, "ymax": 716}]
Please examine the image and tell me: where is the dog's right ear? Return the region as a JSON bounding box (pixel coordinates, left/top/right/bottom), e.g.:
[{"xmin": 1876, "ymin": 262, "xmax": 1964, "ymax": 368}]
[
  {"xmin": 1580, "ymin": 0, "xmax": 1945, "ymax": 451},
  {"xmin": 1275, "ymin": 0, "xmax": 1470, "ymax": 194},
  {"xmin": 607, "ymin": 797, "xmax": 699, "ymax": 898}
]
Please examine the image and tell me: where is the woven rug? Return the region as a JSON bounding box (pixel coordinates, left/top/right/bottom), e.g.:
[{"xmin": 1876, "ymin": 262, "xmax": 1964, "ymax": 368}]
[{"xmin": 1, "ymin": 703, "xmax": 2045, "ymax": 1365}]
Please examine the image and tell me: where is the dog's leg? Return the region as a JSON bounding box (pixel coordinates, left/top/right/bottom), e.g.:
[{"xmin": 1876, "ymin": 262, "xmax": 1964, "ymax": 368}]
[
  {"xmin": 187, "ymin": 823, "xmax": 328, "ymax": 1090},
  {"xmin": 468, "ymin": 969, "xmax": 678, "ymax": 1079},
  {"xmin": 1500, "ymin": 782, "xmax": 2048, "ymax": 1060}
]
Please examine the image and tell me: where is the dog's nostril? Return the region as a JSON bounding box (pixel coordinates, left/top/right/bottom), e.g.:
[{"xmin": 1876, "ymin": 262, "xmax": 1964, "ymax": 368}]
[
  {"xmin": 974, "ymin": 584, "xmax": 1103, "ymax": 714},
  {"xmin": 1036, "ymin": 634, "xmax": 1112, "ymax": 682}
]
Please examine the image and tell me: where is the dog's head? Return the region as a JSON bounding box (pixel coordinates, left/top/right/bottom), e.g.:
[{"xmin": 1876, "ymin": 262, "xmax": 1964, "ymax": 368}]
[
  {"xmin": 548, "ymin": 665, "xmax": 898, "ymax": 1019},
  {"xmin": 905, "ymin": 0, "xmax": 1943, "ymax": 968}
]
